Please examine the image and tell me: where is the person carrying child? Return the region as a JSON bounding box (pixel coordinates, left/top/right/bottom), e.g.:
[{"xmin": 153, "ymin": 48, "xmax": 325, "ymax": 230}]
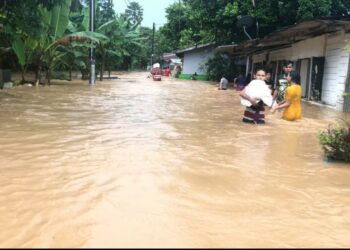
[{"xmin": 239, "ymin": 69, "xmax": 276, "ymax": 124}]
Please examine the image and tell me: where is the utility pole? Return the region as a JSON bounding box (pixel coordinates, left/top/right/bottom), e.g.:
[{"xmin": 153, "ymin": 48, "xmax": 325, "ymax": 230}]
[
  {"xmin": 151, "ymin": 22, "xmax": 155, "ymax": 67},
  {"xmin": 178, "ymin": 0, "xmax": 181, "ymax": 32},
  {"xmin": 252, "ymin": 0, "xmax": 259, "ymax": 39},
  {"xmin": 89, "ymin": 0, "xmax": 96, "ymax": 85}
]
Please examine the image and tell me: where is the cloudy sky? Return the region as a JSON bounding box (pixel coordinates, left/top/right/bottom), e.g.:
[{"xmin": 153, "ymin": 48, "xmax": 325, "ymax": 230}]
[{"xmin": 112, "ymin": 0, "xmax": 177, "ymax": 28}]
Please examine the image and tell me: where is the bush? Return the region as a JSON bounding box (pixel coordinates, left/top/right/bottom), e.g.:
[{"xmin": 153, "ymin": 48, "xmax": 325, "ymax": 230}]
[
  {"xmin": 202, "ymin": 52, "xmax": 239, "ymax": 82},
  {"xmin": 319, "ymin": 119, "xmax": 350, "ymax": 162}
]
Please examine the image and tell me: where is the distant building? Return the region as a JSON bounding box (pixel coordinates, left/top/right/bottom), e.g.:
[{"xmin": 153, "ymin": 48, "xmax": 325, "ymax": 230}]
[
  {"xmin": 161, "ymin": 53, "xmax": 182, "ymax": 71},
  {"xmin": 175, "ymin": 43, "xmax": 216, "ymax": 80}
]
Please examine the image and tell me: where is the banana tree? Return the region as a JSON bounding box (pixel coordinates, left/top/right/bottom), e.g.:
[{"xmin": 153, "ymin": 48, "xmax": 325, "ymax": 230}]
[
  {"xmin": 44, "ymin": 31, "xmax": 108, "ymax": 84},
  {"xmin": 0, "ymin": 24, "xmax": 11, "ymax": 67},
  {"xmin": 11, "ymin": 36, "xmax": 39, "ymax": 83},
  {"xmin": 95, "ymin": 19, "xmax": 116, "ymax": 80},
  {"xmin": 0, "ymin": 21, "xmax": 38, "ymax": 83},
  {"xmin": 33, "ymin": 0, "xmax": 108, "ymax": 85},
  {"xmin": 53, "ymin": 42, "xmax": 89, "ymax": 81},
  {"xmin": 50, "ymin": 31, "xmax": 109, "ymax": 80},
  {"xmin": 112, "ymin": 18, "xmax": 146, "ymax": 71},
  {"xmin": 97, "ymin": 16, "xmax": 145, "ymax": 75}
]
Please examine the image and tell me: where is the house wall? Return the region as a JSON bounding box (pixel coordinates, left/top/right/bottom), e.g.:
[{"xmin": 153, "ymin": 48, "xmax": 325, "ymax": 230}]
[
  {"xmin": 269, "ymin": 47, "xmax": 293, "ymax": 61},
  {"xmin": 252, "ymin": 52, "xmax": 267, "ymax": 63},
  {"xmin": 266, "ymin": 36, "xmax": 326, "ymax": 61},
  {"xmin": 250, "ymin": 33, "xmax": 350, "ymax": 108},
  {"xmin": 183, "ymin": 48, "xmax": 214, "ymax": 75},
  {"xmin": 321, "ymin": 32, "xmax": 350, "ymax": 106},
  {"xmin": 291, "ymin": 35, "xmax": 326, "ymax": 60}
]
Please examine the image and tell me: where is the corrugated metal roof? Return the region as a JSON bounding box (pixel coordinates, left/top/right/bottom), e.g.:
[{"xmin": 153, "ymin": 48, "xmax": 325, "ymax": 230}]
[
  {"xmin": 175, "ymin": 42, "xmax": 216, "ymax": 57},
  {"xmin": 217, "ymin": 17, "xmax": 350, "ymax": 56}
]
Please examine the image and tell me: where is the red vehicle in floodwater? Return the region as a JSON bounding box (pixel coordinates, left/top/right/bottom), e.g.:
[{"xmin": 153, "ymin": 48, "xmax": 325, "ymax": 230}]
[
  {"xmin": 151, "ymin": 67, "xmax": 163, "ymax": 81},
  {"xmin": 163, "ymin": 68, "xmax": 171, "ymax": 77}
]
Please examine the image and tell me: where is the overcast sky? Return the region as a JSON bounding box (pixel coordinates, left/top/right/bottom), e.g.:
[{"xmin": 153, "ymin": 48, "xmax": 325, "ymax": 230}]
[{"xmin": 112, "ymin": 0, "xmax": 177, "ymax": 29}]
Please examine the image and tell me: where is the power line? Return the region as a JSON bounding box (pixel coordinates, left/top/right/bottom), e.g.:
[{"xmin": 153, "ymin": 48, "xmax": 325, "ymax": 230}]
[{"xmin": 123, "ymin": 0, "xmax": 130, "ymax": 7}]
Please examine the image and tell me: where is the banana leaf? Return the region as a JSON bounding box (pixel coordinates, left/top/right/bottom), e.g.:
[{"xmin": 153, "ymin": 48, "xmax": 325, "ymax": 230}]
[
  {"xmin": 12, "ymin": 37, "xmax": 25, "ymax": 66},
  {"xmin": 81, "ymin": 7, "xmax": 90, "ymax": 31},
  {"xmin": 96, "ymin": 20, "xmax": 117, "ymax": 33},
  {"xmin": 50, "ymin": 0, "xmax": 72, "ymax": 40},
  {"xmin": 106, "ymin": 49, "xmax": 122, "ymax": 57},
  {"xmin": 52, "ymin": 31, "xmax": 109, "ymax": 49}
]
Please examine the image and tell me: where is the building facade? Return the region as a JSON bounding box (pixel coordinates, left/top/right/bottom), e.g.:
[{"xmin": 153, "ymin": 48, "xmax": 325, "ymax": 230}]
[{"xmin": 217, "ymin": 18, "xmax": 350, "ymax": 111}]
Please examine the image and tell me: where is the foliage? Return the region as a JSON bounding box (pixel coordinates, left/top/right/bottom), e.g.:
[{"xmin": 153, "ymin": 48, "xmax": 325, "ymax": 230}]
[
  {"xmin": 158, "ymin": 2, "xmax": 188, "ymax": 51},
  {"xmin": 97, "ymin": 0, "xmax": 116, "ymax": 26},
  {"xmin": 297, "ymin": 0, "xmax": 331, "ymax": 19},
  {"xmin": 123, "ymin": 1, "xmax": 143, "ymax": 27},
  {"xmin": 158, "ymin": 0, "xmax": 350, "ymax": 52},
  {"xmin": 2, "ymin": 0, "xmax": 350, "ymax": 78},
  {"xmin": 0, "ymin": 0, "xmax": 150, "ymax": 81},
  {"xmin": 319, "ymin": 119, "xmax": 350, "ymax": 162},
  {"xmin": 202, "ymin": 52, "xmax": 238, "ymax": 82}
]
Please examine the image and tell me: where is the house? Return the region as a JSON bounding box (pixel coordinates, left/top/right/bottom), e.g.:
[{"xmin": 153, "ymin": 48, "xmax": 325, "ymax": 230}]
[
  {"xmin": 175, "ymin": 42, "xmax": 216, "ymax": 80},
  {"xmin": 161, "ymin": 53, "xmax": 182, "ymax": 71},
  {"xmin": 216, "ymin": 17, "xmax": 350, "ymax": 112}
]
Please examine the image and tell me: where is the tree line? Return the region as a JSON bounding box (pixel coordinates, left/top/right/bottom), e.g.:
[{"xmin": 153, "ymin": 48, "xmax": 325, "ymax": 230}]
[{"xmin": 158, "ymin": 0, "xmax": 350, "ymax": 51}]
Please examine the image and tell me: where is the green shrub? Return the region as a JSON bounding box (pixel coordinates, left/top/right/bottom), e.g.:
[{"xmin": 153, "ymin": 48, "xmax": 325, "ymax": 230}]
[
  {"xmin": 319, "ymin": 119, "xmax": 350, "ymax": 162},
  {"xmin": 202, "ymin": 52, "xmax": 239, "ymax": 82}
]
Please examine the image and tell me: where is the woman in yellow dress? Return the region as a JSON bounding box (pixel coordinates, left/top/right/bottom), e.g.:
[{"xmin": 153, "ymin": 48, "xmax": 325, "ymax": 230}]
[{"xmin": 271, "ymin": 71, "xmax": 302, "ymax": 121}]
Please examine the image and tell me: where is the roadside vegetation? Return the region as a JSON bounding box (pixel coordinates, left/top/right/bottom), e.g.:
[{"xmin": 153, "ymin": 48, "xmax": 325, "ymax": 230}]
[{"xmin": 319, "ymin": 119, "xmax": 350, "ymax": 162}]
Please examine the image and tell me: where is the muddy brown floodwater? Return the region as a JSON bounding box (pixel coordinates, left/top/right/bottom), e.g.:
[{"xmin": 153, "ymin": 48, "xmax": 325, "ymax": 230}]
[{"xmin": 0, "ymin": 72, "xmax": 349, "ymax": 247}]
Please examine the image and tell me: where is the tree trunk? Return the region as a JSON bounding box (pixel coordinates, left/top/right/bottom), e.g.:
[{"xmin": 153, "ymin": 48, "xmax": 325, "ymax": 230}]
[
  {"xmin": 34, "ymin": 54, "xmax": 43, "ymax": 86},
  {"xmin": 47, "ymin": 70, "xmax": 51, "ymax": 85},
  {"xmin": 107, "ymin": 55, "xmax": 111, "ymax": 78},
  {"xmin": 100, "ymin": 52, "xmax": 105, "ymax": 81},
  {"xmin": 35, "ymin": 65, "xmax": 41, "ymax": 87},
  {"xmin": 69, "ymin": 67, "xmax": 72, "ymax": 81},
  {"xmin": 46, "ymin": 61, "xmax": 51, "ymax": 85},
  {"xmin": 21, "ymin": 68, "xmax": 25, "ymax": 84}
]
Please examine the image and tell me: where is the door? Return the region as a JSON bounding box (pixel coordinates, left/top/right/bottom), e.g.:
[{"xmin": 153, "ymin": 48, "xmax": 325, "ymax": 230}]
[
  {"xmin": 299, "ymin": 58, "xmax": 311, "ymax": 98},
  {"xmin": 310, "ymin": 57, "xmax": 325, "ymax": 102}
]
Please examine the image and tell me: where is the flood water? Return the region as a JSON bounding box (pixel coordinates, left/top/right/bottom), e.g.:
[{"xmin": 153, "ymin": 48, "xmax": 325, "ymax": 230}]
[{"xmin": 0, "ymin": 72, "xmax": 349, "ymax": 247}]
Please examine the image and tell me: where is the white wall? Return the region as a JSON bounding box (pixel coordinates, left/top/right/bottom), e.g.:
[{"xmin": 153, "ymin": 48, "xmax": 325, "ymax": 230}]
[
  {"xmin": 252, "ymin": 52, "xmax": 267, "ymax": 63},
  {"xmin": 268, "ymin": 35, "xmax": 326, "ymax": 61},
  {"xmin": 183, "ymin": 48, "xmax": 214, "ymax": 75},
  {"xmin": 252, "ymin": 33, "xmax": 350, "ymax": 108},
  {"xmin": 291, "ymin": 35, "xmax": 326, "ymax": 60},
  {"xmin": 321, "ymin": 32, "xmax": 350, "ymax": 106},
  {"xmin": 269, "ymin": 47, "xmax": 293, "ymax": 61}
]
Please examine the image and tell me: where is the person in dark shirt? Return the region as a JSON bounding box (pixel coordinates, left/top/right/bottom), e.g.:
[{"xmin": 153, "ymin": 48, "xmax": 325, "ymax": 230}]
[
  {"xmin": 190, "ymin": 72, "xmax": 198, "ymax": 80},
  {"xmin": 265, "ymin": 72, "xmax": 274, "ymax": 92},
  {"xmin": 234, "ymin": 74, "xmax": 247, "ymax": 91},
  {"xmin": 274, "ymin": 61, "xmax": 294, "ymax": 103}
]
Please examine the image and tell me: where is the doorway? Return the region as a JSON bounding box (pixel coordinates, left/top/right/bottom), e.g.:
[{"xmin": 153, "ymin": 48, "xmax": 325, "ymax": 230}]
[
  {"xmin": 298, "ymin": 58, "xmax": 311, "ymax": 98},
  {"xmin": 310, "ymin": 57, "xmax": 325, "ymax": 102}
]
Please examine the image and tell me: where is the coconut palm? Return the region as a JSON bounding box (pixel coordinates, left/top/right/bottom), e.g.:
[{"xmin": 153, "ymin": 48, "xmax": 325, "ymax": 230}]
[{"xmin": 124, "ymin": 1, "xmax": 143, "ymax": 27}]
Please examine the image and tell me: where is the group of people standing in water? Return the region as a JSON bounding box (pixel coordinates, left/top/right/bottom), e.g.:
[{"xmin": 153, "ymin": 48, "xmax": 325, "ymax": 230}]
[{"xmin": 238, "ymin": 61, "xmax": 302, "ymax": 124}]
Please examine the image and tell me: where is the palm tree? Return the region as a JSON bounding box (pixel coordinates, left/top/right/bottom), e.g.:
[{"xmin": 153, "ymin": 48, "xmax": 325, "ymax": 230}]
[{"xmin": 124, "ymin": 1, "xmax": 143, "ymax": 27}]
